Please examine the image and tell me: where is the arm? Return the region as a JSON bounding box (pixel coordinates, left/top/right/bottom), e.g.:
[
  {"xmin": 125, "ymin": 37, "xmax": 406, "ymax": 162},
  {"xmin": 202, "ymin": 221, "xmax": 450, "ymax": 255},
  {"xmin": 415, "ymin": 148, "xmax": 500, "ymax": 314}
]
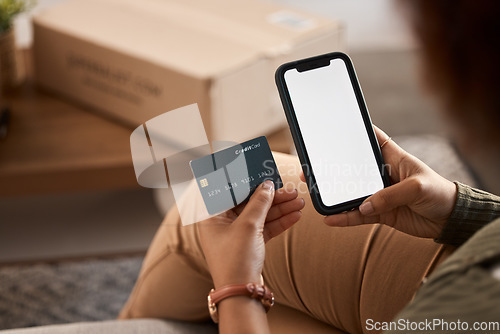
[
  {"xmin": 436, "ymin": 182, "xmax": 500, "ymax": 246},
  {"xmin": 198, "ymin": 181, "xmax": 305, "ymax": 333}
]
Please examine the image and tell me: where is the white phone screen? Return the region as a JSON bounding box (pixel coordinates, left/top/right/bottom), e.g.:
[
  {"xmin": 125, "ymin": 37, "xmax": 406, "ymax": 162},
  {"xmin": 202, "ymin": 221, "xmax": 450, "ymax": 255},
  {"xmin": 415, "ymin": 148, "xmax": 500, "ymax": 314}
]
[{"xmin": 284, "ymin": 58, "xmax": 384, "ymax": 206}]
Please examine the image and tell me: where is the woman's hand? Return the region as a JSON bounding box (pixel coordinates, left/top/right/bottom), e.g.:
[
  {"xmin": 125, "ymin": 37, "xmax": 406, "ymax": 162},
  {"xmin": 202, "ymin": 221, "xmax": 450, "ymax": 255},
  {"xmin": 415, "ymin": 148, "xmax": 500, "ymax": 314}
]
[
  {"xmin": 306, "ymin": 126, "xmax": 458, "ymax": 239},
  {"xmin": 198, "ymin": 181, "xmax": 304, "ymax": 288}
]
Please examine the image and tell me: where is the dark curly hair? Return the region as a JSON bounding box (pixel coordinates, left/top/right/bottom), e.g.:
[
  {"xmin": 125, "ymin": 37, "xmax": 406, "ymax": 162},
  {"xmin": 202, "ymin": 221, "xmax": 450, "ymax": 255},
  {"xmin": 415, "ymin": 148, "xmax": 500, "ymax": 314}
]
[{"xmin": 403, "ymin": 0, "xmax": 500, "ymax": 145}]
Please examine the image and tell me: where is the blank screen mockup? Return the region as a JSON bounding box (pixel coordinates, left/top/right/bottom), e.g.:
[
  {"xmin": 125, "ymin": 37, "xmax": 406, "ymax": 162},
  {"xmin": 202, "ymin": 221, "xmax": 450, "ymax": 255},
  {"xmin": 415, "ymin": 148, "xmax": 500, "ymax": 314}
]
[{"xmin": 284, "ymin": 59, "xmax": 384, "ymax": 206}]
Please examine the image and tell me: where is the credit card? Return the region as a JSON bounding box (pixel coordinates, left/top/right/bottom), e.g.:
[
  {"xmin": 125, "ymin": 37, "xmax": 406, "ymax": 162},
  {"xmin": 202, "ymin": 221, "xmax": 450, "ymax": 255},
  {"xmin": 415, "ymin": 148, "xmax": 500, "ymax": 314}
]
[{"xmin": 190, "ymin": 136, "xmax": 282, "ymax": 215}]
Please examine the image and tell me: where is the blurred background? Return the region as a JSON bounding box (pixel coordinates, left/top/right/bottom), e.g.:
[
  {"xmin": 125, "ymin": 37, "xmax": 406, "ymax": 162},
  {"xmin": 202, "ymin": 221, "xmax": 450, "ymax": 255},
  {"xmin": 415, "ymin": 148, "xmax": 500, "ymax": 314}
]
[
  {"xmin": 1, "ymin": 0, "xmax": 448, "ymax": 264},
  {"xmin": 0, "ymin": 0, "xmax": 483, "ymax": 330}
]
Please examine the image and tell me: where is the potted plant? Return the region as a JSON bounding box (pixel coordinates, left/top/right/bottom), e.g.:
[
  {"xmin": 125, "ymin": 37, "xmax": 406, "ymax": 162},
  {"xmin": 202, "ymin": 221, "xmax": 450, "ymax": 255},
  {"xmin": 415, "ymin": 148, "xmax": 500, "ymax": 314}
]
[{"xmin": 0, "ymin": 0, "xmax": 34, "ymax": 91}]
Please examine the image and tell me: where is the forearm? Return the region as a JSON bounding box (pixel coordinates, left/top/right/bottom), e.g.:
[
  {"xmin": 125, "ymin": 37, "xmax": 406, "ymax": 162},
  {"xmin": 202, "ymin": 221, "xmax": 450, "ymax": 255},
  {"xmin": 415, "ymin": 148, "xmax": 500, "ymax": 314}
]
[
  {"xmin": 218, "ymin": 296, "xmax": 270, "ymax": 334},
  {"xmin": 436, "ymin": 182, "xmax": 500, "ymax": 246}
]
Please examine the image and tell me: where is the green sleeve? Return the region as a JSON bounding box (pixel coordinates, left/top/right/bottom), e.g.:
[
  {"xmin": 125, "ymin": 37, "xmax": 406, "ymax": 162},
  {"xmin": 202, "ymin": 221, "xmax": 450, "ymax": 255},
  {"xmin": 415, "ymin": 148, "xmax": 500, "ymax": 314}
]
[{"xmin": 436, "ymin": 182, "xmax": 500, "ymax": 247}]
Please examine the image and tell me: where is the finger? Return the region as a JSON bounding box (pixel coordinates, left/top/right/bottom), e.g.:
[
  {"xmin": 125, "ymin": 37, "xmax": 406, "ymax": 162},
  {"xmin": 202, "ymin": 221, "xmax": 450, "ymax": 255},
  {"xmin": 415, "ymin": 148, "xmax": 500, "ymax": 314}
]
[
  {"xmin": 324, "ymin": 209, "xmax": 380, "ymax": 227},
  {"xmin": 236, "ymin": 180, "xmax": 275, "ymax": 228},
  {"xmin": 359, "ymin": 177, "xmax": 423, "ymax": 216},
  {"xmin": 299, "ymin": 171, "xmax": 306, "ymax": 183},
  {"xmin": 373, "ymin": 125, "xmax": 406, "ymax": 182},
  {"xmin": 273, "ymin": 188, "xmax": 299, "ymax": 205},
  {"xmin": 373, "ymin": 124, "xmax": 390, "ymax": 144},
  {"xmin": 266, "ymin": 197, "xmax": 305, "ymax": 222},
  {"xmin": 232, "ymin": 187, "xmax": 297, "ymax": 216},
  {"xmin": 373, "ymin": 124, "xmax": 408, "ymax": 159},
  {"xmin": 263, "ymin": 211, "xmax": 302, "ymax": 243}
]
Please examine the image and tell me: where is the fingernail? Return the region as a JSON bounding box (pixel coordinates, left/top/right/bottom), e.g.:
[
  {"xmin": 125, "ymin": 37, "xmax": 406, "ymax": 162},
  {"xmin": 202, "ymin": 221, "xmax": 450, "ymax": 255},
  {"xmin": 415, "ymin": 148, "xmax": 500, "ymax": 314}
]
[
  {"xmin": 359, "ymin": 201, "xmax": 374, "ymax": 215},
  {"xmin": 262, "ymin": 180, "xmax": 274, "ymax": 192}
]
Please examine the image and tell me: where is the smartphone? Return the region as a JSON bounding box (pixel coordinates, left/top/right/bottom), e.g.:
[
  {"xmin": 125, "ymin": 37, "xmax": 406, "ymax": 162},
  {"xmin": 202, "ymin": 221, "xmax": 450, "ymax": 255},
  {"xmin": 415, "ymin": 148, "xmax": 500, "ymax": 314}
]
[{"xmin": 275, "ymin": 52, "xmax": 390, "ymax": 215}]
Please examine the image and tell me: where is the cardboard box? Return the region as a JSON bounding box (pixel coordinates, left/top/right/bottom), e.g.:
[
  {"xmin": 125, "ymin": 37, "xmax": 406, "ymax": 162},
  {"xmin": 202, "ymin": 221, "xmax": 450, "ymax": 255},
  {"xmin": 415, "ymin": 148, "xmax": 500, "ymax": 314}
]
[{"xmin": 33, "ymin": 0, "xmax": 344, "ymax": 141}]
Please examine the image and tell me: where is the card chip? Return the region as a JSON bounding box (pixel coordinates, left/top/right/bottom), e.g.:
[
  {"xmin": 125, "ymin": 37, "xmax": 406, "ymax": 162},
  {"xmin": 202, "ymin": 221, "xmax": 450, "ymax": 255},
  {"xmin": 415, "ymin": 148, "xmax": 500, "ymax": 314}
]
[{"xmin": 199, "ymin": 178, "xmax": 208, "ymax": 187}]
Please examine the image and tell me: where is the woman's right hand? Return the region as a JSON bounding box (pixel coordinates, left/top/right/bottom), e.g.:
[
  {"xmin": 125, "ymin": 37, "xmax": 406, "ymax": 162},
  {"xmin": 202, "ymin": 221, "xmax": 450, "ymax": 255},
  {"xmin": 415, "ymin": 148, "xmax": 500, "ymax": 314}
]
[{"xmin": 304, "ymin": 126, "xmax": 458, "ymax": 239}]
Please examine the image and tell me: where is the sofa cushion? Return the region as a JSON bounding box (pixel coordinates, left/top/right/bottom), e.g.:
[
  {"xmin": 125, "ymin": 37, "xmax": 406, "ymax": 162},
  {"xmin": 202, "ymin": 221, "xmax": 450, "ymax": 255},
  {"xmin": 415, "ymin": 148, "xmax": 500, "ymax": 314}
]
[{"xmin": 0, "ymin": 319, "xmax": 217, "ymax": 334}]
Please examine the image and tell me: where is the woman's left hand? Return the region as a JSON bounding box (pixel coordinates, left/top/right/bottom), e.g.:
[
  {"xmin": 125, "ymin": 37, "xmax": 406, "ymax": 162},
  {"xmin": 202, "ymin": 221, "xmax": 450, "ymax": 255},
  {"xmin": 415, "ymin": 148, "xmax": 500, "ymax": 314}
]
[{"xmin": 198, "ymin": 181, "xmax": 304, "ymax": 288}]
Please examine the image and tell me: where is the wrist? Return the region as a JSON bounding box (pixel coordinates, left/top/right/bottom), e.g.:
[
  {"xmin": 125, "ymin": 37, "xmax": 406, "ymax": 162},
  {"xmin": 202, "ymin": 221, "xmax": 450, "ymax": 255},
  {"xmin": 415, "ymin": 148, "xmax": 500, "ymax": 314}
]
[
  {"xmin": 217, "ymin": 297, "xmax": 270, "ymax": 334},
  {"xmin": 218, "ymin": 295, "xmax": 267, "ymax": 318},
  {"xmin": 207, "ymin": 281, "xmax": 274, "ymax": 323}
]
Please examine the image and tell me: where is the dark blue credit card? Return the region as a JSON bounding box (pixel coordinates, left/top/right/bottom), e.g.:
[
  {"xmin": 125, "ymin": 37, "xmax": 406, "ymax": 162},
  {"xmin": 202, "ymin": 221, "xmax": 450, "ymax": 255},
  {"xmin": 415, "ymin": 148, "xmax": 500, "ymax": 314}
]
[{"xmin": 189, "ymin": 136, "xmax": 283, "ymax": 215}]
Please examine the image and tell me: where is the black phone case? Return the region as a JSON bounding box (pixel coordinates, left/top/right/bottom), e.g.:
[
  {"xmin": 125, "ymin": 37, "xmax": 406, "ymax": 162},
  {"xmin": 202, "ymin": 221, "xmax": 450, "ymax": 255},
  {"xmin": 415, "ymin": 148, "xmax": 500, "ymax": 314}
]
[{"xmin": 275, "ymin": 51, "xmax": 391, "ymax": 215}]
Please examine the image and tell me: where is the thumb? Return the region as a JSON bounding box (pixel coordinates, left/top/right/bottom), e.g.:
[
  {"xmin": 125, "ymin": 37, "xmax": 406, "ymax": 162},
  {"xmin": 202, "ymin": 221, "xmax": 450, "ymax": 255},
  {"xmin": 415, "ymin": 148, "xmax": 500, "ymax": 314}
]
[
  {"xmin": 359, "ymin": 177, "xmax": 423, "ymax": 216},
  {"xmin": 237, "ymin": 180, "xmax": 275, "ymax": 227}
]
